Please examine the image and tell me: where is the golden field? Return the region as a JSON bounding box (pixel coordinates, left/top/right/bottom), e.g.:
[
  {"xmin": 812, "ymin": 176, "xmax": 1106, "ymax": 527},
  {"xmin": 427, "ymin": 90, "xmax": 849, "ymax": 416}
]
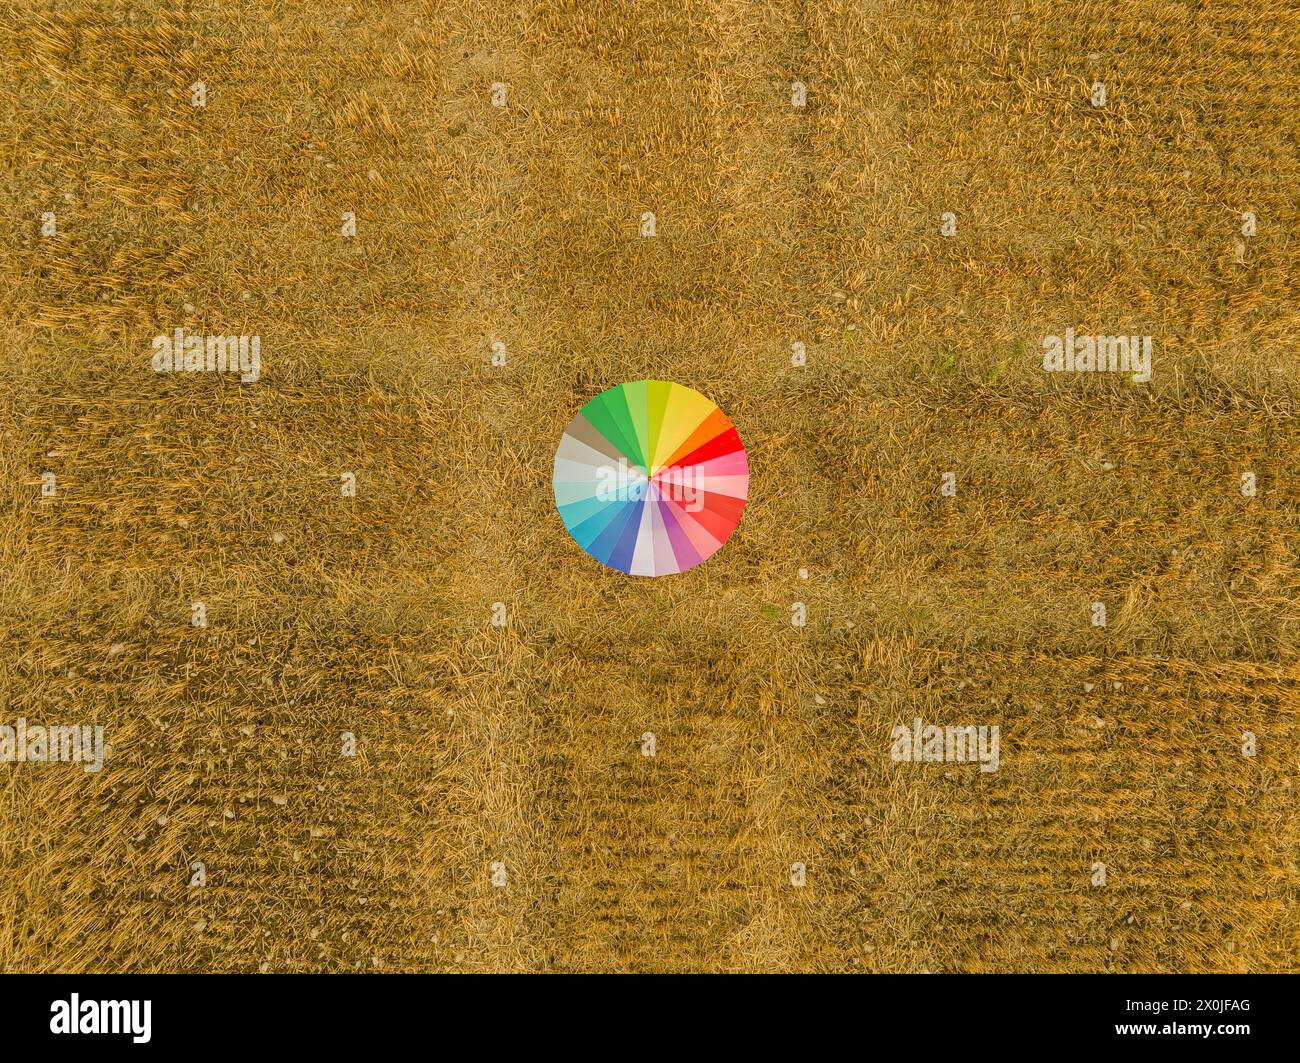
[{"xmin": 0, "ymin": 0, "xmax": 1297, "ymax": 971}]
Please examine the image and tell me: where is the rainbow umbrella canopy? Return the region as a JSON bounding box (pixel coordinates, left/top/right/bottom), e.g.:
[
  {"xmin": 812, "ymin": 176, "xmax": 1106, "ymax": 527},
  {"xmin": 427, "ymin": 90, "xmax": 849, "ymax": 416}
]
[{"xmin": 552, "ymin": 381, "xmax": 749, "ymax": 576}]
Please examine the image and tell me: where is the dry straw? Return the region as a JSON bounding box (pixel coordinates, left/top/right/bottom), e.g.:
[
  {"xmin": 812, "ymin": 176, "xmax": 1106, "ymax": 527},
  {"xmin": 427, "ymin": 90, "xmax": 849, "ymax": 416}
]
[{"xmin": 0, "ymin": 0, "xmax": 1296, "ymax": 972}]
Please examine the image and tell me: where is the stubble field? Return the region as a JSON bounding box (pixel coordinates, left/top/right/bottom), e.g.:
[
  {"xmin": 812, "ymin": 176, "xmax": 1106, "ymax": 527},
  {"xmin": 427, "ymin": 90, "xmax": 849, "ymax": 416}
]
[{"xmin": 0, "ymin": 0, "xmax": 1297, "ymax": 972}]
